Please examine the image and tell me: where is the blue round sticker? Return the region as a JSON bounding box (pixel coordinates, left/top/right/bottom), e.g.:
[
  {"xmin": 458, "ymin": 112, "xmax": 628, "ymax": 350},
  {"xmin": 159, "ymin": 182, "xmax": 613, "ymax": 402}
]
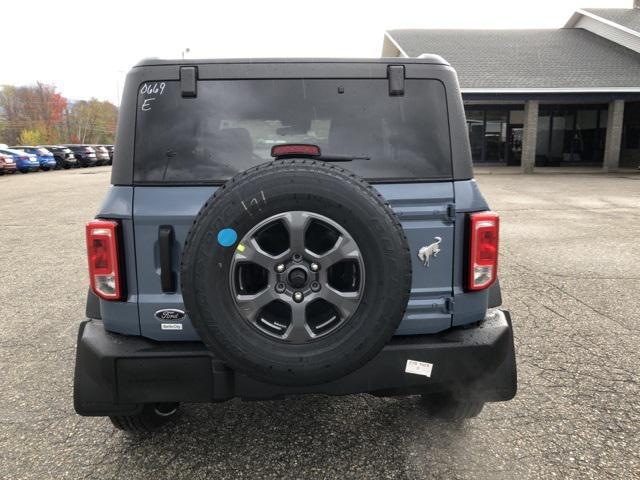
[{"xmin": 217, "ymin": 228, "xmax": 238, "ymax": 247}]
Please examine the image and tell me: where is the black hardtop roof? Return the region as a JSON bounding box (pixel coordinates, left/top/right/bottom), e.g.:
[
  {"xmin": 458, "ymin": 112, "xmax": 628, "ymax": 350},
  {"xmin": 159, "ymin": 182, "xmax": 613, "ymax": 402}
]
[
  {"xmin": 113, "ymin": 54, "xmax": 473, "ymax": 184},
  {"xmin": 133, "ymin": 56, "xmax": 449, "ymax": 68}
]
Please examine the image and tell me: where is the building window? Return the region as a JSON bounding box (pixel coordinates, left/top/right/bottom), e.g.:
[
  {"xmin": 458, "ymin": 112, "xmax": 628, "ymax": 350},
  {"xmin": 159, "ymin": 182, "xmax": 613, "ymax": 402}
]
[
  {"xmin": 536, "ymin": 105, "xmax": 608, "ymax": 166},
  {"xmin": 622, "ymin": 101, "xmax": 640, "ymax": 150},
  {"xmin": 621, "ymin": 101, "xmax": 640, "ymax": 169},
  {"xmin": 464, "ymin": 106, "xmax": 524, "ymax": 165},
  {"xmin": 466, "ymin": 110, "xmax": 484, "ymax": 162}
]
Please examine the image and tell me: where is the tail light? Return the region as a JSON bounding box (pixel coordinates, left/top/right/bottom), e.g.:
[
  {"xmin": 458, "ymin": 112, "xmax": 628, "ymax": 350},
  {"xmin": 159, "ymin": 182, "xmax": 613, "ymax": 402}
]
[
  {"xmin": 271, "ymin": 144, "xmax": 321, "ymax": 158},
  {"xmin": 86, "ymin": 219, "xmax": 123, "ymax": 300},
  {"xmin": 467, "ymin": 211, "xmax": 499, "ymax": 291}
]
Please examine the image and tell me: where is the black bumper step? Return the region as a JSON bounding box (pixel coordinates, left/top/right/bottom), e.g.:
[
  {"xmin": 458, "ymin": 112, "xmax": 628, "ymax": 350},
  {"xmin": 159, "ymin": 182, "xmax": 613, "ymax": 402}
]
[{"xmin": 74, "ymin": 310, "xmax": 517, "ymax": 416}]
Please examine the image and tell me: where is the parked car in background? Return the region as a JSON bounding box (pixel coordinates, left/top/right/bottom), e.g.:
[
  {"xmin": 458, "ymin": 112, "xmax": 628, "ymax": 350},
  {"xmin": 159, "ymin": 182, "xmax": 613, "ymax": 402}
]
[
  {"xmin": 105, "ymin": 145, "xmax": 114, "ymax": 164},
  {"xmin": 64, "ymin": 145, "xmax": 98, "ymax": 167},
  {"xmin": 0, "ymin": 148, "xmax": 39, "ymax": 173},
  {"xmin": 0, "ymin": 152, "xmax": 17, "ymax": 175},
  {"xmin": 41, "ymin": 145, "xmax": 78, "ymax": 169},
  {"xmin": 11, "ymin": 146, "xmax": 57, "ymax": 171},
  {"xmin": 92, "ymin": 145, "xmax": 111, "ymax": 166}
]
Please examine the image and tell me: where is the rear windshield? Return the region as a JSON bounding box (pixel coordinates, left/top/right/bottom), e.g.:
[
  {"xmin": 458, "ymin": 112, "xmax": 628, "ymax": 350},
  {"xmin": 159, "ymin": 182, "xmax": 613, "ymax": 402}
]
[{"xmin": 134, "ymin": 79, "xmax": 451, "ymax": 183}]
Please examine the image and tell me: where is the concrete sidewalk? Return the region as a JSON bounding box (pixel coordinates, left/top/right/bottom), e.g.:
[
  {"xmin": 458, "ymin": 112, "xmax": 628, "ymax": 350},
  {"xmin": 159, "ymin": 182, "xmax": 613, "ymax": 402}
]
[{"xmin": 474, "ymin": 165, "xmax": 640, "ymax": 175}]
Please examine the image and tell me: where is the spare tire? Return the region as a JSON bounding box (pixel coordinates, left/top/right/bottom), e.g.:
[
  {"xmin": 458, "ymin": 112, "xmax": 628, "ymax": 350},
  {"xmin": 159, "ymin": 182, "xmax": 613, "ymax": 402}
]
[{"xmin": 181, "ymin": 159, "xmax": 411, "ymax": 386}]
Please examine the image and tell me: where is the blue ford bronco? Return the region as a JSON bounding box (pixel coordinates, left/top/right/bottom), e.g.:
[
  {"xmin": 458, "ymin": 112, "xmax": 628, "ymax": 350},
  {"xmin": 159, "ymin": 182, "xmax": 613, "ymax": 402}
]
[{"xmin": 74, "ymin": 57, "xmax": 517, "ymax": 432}]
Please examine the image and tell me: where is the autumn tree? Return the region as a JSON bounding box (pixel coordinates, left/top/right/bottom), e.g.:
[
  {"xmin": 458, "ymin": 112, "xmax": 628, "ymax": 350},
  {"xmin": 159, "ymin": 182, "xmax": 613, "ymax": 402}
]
[
  {"xmin": 0, "ymin": 84, "xmax": 117, "ymax": 145},
  {"xmin": 18, "ymin": 126, "xmax": 48, "ymax": 145},
  {"xmin": 0, "ymin": 83, "xmax": 69, "ymax": 144},
  {"xmin": 67, "ymin": 99, "xmax": 118, "ymax": 144},
  {"xmin": 0, "ymin": 85, "xmax": 24, "ymax": 144}
]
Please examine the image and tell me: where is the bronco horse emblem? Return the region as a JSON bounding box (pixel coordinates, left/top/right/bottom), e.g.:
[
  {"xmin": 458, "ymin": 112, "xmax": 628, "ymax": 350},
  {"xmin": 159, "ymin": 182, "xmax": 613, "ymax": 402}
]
[{"xmin": 417, "ymin": 237, "xmax": 442, "ymax": 267}]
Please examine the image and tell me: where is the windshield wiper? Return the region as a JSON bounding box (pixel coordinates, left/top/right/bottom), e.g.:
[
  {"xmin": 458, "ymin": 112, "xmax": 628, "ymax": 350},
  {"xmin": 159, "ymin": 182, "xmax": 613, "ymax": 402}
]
[{"xmin": 317, "ymin": 154, "xmax": 370, "ymax": 162}]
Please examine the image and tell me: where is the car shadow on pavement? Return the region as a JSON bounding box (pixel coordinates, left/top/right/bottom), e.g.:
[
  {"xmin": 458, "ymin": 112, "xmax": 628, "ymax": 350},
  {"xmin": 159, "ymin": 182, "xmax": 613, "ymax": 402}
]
[{"xmin": 105, "ymin": 394, "xmax": 471, "ymax": 478}]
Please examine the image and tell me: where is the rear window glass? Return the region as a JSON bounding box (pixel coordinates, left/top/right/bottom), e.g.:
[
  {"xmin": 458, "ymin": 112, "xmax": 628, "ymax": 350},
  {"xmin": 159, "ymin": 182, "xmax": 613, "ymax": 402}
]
[{"xmin": 134, "ymin": 79, "xmax": 451, "ymax": 183}]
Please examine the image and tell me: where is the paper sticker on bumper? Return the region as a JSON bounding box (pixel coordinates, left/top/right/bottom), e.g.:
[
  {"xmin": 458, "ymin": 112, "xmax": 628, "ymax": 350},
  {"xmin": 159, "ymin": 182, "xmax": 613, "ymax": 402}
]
[
  {"xmin": 161, "ymin": 323, "xmax": 183, "ymax": 331},
  {"xmin": 405, "ymin": 359, "xmax": 433, "ymax": 378}
]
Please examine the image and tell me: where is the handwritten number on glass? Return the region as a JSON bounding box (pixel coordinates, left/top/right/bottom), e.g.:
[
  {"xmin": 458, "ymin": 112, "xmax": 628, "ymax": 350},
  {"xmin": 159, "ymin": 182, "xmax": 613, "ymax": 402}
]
[{"xmin": 140, "ymin": 82, "xmax": 166, "ymax": 112}]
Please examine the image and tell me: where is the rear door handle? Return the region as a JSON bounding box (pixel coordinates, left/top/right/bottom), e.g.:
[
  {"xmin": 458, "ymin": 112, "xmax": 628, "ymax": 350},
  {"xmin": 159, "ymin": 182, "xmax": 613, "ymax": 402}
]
[{"xmin": 158, "ymin": 225, "xmax": 176, "ymax": 293}]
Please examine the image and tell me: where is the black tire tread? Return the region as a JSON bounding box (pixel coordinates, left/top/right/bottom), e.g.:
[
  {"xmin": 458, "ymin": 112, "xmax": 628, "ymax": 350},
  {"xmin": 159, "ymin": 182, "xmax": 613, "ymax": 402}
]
[{"xmin": 109, "ymin": 404, "xmax": 178, "ymax": 432}]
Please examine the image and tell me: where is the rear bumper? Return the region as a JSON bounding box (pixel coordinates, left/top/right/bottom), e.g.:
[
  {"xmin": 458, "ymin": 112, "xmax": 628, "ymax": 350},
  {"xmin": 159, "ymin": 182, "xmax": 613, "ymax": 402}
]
[
  {"xmin": 78, "ymin": 157, "xmax": 97, "ymax": 165},
  {"xmin": 74, "ymin": 310, "xmax": 517, "ymax": 416}
]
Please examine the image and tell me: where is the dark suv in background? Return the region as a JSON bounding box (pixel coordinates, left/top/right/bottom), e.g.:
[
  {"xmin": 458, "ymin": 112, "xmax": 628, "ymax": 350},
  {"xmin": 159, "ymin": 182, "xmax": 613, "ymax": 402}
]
[
  {"xmin": 65, "ymin": 145, "xmax": 98, "ymax": 167},
  {"xmin": 41, "ymin": 145, "xmax": 78, "ymax": 169},
  {"xmin": 105, "ymin": 145, "xmax": 114, "ymax": 164},
  {"xmin": 92, "ymin": 145, "xmax": 111, "ymax": 166}
]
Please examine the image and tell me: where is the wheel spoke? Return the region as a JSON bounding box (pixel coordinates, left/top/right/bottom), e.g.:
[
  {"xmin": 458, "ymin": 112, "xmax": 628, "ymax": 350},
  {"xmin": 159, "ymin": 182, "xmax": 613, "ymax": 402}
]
[
  {"xmin": 231, "ymin": 210, "xmax": 365, "ymax": 342},
  {"xmin": 234, "ymin": 237, "xmax": 283, "ymax": 271},
  {"xmin": 235, "ymin": 287, "xmax": 278, "ymax": 320},
  {"xmin": 310, "ymin": 235, "xmax": 360, "ymax": 267},
  {"xmin": 321, "ymin": 286, "xmax": 361, "ymax": 319},
  {"xmin": 284, "ymin": 303, "xmax": 311, "ymax": 342},
  {"xmin": 282, "ymin": 211, "xmax": 309, "ymax": 253}
]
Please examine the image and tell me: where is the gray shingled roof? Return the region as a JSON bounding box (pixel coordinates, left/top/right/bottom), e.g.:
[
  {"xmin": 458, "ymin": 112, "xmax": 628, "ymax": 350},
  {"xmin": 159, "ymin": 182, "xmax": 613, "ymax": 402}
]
[
  {"xmin": 584, "ymin": 8, "xmax": 640, "ymax": 32},
  {"xmin": 387, "ymin": 28, "xmax": 640, "ymax": 90}
]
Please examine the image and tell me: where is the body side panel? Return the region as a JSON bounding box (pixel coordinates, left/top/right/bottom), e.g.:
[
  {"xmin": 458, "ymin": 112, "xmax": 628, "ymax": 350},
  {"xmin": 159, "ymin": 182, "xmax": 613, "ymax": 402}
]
[
  {"xmin": 451, "ymin": 180, "xmax": 492, "ymax": 326},
  {"xmin": 95, "ymin": 186, "xmax": 140, "ymax": 335}
]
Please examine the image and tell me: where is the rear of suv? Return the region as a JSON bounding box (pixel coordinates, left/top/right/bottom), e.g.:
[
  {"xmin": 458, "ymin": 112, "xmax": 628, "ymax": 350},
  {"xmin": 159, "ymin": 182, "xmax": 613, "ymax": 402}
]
[
  {"xmin": 65, "ymin": 145, "xmax": 98, "ymax": 167},
  {"xmin": 0, "ymin": 152, "xmax": 17, "ymax": 174},
  {"xmin": 92, "ymin": 145, "xmax": 111, "ymax": 165},
  {"xmin": 42, "ymin": 145, "xmax": 78, "ymax": 169},
  {"xmin": 74, "ymin": 58, "xmax": 516, "ymax": 432}
]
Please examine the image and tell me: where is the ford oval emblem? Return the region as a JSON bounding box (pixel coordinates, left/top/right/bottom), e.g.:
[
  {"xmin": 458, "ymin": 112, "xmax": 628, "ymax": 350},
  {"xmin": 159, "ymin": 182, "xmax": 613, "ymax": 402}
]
[{"xmin": 154, "ymin": 309, "xmax": 186, "ymax": 321}]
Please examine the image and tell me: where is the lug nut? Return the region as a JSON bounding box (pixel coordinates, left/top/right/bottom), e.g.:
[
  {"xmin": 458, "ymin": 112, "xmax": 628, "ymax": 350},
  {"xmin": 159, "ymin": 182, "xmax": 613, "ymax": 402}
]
[
  {"xmin": 310, "ymin": 281, "xmax": 321, "ymax": 292},
  {"xmin": 275, "ymin": 264, "xmax": 285, "ymax": 273},
  {"xmin": 293, "ymin": 253, "xmax": 302, "ymax": 262},
  {"xmin": 293, "ymin": 291, "xmax": 304, "ymax": 303},
  {"xmin": 275, "ymin": 282, "xmax": 286, "ymax": 293},
  {"xmin": 310, "ymin": 262, "xmax": 320, "ymax": 272}
]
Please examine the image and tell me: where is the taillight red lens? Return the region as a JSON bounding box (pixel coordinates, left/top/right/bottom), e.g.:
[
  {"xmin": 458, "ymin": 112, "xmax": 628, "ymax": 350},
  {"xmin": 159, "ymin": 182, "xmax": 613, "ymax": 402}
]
[
  {"xmin": 271, "ymin": 144, "xmax": 321, "ymax": 158},
  {"xmin": 86, "ymin": 219, "xmax": 122, "ymax": 300},
  {"xmin": 468, "ymin": 211, "xmax": 499, "ymax": 291}
]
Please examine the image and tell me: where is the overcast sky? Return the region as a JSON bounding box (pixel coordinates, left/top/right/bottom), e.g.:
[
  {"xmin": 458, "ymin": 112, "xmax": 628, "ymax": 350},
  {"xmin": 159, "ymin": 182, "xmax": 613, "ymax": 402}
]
[{"xmin": 0, "ymin": 0, "xmax": 632, "ymax": 104}]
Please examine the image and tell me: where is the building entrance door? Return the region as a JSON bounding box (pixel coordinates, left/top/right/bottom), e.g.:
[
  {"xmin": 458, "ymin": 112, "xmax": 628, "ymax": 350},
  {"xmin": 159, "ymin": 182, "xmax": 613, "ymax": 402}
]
[
  {"xmin": 484, "ymin": 111, "xmax": 509, "ymax": 164},
  {"xmin": 507, "ymin": 124, "xmax": 523, "ymax": 166}
]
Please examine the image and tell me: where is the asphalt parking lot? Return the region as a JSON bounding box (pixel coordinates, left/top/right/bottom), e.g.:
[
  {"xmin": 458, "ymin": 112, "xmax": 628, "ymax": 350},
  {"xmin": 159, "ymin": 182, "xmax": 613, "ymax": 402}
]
[{"xmin": 1, "ymin": 167, "xmax": 639, "ymax": 479}]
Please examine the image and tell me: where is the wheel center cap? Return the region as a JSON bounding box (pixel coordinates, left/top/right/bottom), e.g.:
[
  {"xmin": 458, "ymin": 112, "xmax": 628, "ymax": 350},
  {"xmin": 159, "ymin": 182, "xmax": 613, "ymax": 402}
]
[{"xmin": 288, "ymin": 268, "xmax": 308, "ymax": 288}]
